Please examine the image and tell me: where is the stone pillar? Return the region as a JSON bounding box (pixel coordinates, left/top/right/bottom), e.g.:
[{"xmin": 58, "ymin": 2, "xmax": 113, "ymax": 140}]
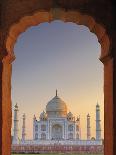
[
  {"xmin": 22, "ymin": 113, "xmax": 26, "ymax": 141},
  {"xmin": 100, "ymin": 55, "xmax": 113, "ymax": 155},
  {"xmin": 1, "ymin": 53, "xmax": 14, "ymax": 155},
  {"xmin": 77, "ymin": 116, "xmax": 81, "ymax": 139},
  {"xmin": 113, "ymin": 48, "xmax": 116, "ymax": 155},
  {"xmin": 87, "ymin": 114, "xmax": 91, "ymax": 140},
  {"xmin": 12, "ymin": 104, "xmax": 19, "ymax": 144},
  {"xmin": 0, "ymin": 59, "xmax": 3, "ymax": 155}
]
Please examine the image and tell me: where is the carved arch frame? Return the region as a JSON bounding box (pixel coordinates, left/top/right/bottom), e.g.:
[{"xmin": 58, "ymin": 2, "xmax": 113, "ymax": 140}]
[{"xmin": 1, "ymin": 8, "xmax": 113, "ymax": 155}]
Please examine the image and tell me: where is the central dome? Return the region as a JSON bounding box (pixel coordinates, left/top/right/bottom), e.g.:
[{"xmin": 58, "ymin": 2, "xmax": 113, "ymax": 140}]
[{"xmin": 46, "ymin": 91, "xmax": 67, "ymax": 117}]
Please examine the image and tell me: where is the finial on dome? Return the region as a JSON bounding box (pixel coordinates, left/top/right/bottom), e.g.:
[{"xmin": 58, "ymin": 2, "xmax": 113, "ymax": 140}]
[
  {"xmin": 87, "ymin": 113, "xmax": 90, "ymax": 117},
  {"xmin": 96, "ymin": 101, "xmax": 99, "ymax": 107},
  {"xmin": 56, "ymin": 89, "xmax": 58, "ymax": 96}
]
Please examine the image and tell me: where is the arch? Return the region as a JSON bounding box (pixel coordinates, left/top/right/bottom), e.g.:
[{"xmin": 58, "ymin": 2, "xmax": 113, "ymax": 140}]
[
  {"xmin": 5, "ymin": 8, "xmax": 110, "ymax": 62},
  {"xmin": 1, "ymin": 7, "xmax": 113, "ymax": 155},
  {"xmin": 41, "ymin": 133, "xmax": 46, "ymax": 140},
  {"xmin": 35, "ymin": 125, "xmax": 38, "ymax": 132},
  {"xmin": 68, "ymin": 133, "xmax": 73, "ymax": 140},
  {"xmin": 52, "ymin": 124, "xmax": 63, "ymax": 140},
  {"xmin": 76, "ymin": 133, "xmax": 79, "ymax": 140},
  {"xmin": 41, "ymin": 124, "xmax": 46, "ymax": 131},
  {"xmin": 35, "ymin": 133, "xmax": 38, "ymax": 140}
]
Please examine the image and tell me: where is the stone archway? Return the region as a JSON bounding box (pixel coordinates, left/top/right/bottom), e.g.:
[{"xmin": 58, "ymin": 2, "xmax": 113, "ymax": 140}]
[
  {"xmin": 0, "ymin": 6, "xmax": 113, "ymax": 155},
  {"xmin": 68, "ymin": 133, "xmax": 73, "ymax": 140},
  {"xmin": 52, "ymin": 124, "xmax": 63, "ymax": 140},
  {"xmin": 41, "ymin": 133, "xmax": 46, "ymax": 140}
]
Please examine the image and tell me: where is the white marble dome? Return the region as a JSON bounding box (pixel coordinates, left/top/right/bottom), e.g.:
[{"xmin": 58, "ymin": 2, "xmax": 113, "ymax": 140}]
[{"xmin": 46, "ymin": 91, "xmax": 67, "ymax": 117}]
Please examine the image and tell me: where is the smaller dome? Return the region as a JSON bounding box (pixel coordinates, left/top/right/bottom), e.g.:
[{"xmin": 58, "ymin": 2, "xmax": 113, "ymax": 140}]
[
  {"xmin": 67, "ymin": 112, "xmax": 73, "ymax": 118},
  {"xmin": 91, "ymin": 137, "xmax": 95, "ymax": 141},
  {"xmin": 67, "ymin": 112, "xmax": 75, "ymax": 121},
  {"xmin": 40, "ymin": 111, "xmax": 47, "ymax": 120}
]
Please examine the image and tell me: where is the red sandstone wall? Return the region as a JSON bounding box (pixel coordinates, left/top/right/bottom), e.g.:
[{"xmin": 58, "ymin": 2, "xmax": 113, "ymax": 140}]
[{"xmin": 12, "ymin": 144, "xmax": 104, "ymax": 154}]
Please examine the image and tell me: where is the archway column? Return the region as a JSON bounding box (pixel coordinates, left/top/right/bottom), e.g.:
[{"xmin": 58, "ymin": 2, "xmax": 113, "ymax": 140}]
[
  {"xmin": 100, "ymin": 54, "xmax": 113, "ymax": 155},
  {"xmin": 113, "ymin": 45, "xmax": 116, "ymax": 155},
  {"xmin": 1, "ymin": 53, "xmax": 14, "ymax": 155},
  {"xmin": 0, "ymin": 59, "xmax": 3, "ymax": 155}
]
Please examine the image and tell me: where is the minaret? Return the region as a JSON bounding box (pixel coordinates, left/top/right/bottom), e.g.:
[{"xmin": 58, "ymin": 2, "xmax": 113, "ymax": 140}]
[
  {"xmin": 77, "ymin": 115, "xmax": 81, "ymax": 139},
  {"xmin": 13, "ymin": 103, "xmax": 19, "ymax": 144},
  {"xmin": 96, "ymin": 103, "xmax": 101, "ymax": 140},
  {"xmin": 33, "ymin": 115, "xmax": 36, "ymax": 140},
  {"xmin": 87, "ymin": 113, "xmax": 91, "ymax": 140},
  {"xmin": 22, "ymin": 113, "xmax": 26, "ymax": 141}
]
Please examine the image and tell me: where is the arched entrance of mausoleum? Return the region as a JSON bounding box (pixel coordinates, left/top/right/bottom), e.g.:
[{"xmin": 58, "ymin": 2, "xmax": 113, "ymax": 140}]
[{"xmin": 52, "ymin": 124, "xmax": 63, "ymax": 140}]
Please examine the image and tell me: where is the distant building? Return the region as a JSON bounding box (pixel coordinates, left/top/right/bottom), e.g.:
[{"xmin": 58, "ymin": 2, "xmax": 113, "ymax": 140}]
[
  {"xmin": 12, "ymin": 90, "xmax": 102, "ymax": 146},
  {"xmin": 33, "ymin": 90, "xmax": 80, "ymax": 141}
]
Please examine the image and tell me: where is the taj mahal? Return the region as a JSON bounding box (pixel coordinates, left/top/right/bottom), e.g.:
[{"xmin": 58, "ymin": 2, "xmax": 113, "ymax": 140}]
[{"xmin": 12, "ymin": 90, "xmax": 103, "ymax": 153}]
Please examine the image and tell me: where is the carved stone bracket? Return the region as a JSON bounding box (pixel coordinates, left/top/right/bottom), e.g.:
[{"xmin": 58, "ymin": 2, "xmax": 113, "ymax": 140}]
[
  {"xmin": 99, "ymin": 53, "xmax": 113, "ymax": 64},
  {"xmin": 2, "ymin": 52, "xmax": 15, "ymax": 64}
]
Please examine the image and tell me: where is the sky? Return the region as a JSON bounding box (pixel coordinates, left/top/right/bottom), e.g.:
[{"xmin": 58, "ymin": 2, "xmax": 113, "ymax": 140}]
[{"xmin": 11, "ymin": 20, "xmax": 104, "ymax": 140}]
